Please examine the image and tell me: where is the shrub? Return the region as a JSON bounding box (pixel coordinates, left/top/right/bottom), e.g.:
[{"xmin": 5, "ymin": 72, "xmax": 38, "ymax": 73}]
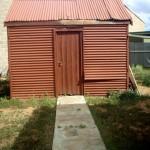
[
  {"xmin": 108, "ymin": 89, "xmax": 150, "ymax": 101},
  {"xmin": 0, "ymin": 85, "xmax": 10, "ymax": 98},
  {"xmin": 142, "ymin": 72, "xmax": 150, "ymax": 86},
  {"xmin": 132, "ymin": 65, "xmax": 144, "ymax": 81},
  {"xmin": 108, "ymin": 90, "xmax": 122, "ymax": 100},
  {"xmin": 132, "ymin": 65, "xmax": 150, "ymax": 87},
  {"xmin": 119, "ymin": 89, "xmax": 140, "ymax": 101}
]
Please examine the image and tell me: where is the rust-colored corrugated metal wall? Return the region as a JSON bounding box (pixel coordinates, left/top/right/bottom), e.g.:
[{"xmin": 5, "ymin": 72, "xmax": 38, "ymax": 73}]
[
  {"xmin": 8, "ymin": 26, "xmax": 54, "ymax": 99},
  {"xmin": 83, "ymin": 25, "xmax": 128, "ymax": 96},
  {"xmin": 8, "ymin": 24, "xmax": 129, "ymax": 99}
]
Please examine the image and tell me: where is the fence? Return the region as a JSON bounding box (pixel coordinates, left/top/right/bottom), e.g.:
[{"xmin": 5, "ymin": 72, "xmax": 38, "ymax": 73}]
[{"xmin": 130, "ymin": 42, "xmax": 150, "ymax": 67}]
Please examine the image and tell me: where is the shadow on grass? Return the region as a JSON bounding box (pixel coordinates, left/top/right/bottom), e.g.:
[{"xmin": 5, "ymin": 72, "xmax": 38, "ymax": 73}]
[
  {"xmin": 89, "ymin": 102, "xmax": 150, "ymax": 150},
  {"xmin": 11, "ymin": 106, "xmax": 56, "ymax": 150}
]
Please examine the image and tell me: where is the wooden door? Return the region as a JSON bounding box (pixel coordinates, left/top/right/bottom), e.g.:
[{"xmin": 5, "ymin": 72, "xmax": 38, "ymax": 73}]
[{"xmin": 55, "ymin": 30, "xmax": 82, "ymax": 96}]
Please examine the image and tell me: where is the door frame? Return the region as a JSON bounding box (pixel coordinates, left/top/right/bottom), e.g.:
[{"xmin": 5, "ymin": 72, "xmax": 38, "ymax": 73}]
[{"xmin": 53, "ymin": 28, "xmax": 84, "ymax": 96}]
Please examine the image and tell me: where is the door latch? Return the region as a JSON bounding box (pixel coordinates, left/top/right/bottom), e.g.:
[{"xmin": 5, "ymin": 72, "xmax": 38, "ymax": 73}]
[{"xmin": 58, "ymin": 61, "xmax": 62, "ymax": 67}]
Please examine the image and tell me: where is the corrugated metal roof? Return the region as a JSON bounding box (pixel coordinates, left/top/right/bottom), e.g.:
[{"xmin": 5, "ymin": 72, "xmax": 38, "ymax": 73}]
[{"xmin": 5, "ymin": 0, "xmax": 131, "ymax": 22}]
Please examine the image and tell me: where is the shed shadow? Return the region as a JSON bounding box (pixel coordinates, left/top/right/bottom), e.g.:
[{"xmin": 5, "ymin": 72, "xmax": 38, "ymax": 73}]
[
  {"xmin": 11, "ymin": 106, "xmax": 56, "ymax": 150},
  {"xmin": 88, "ymin": 102, "xmax": 150, "ymax": 150}
]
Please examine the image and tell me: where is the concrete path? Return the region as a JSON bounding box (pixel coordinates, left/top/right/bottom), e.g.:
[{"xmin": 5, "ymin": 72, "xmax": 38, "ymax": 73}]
[{"xmin": 52, "ymin": 96, "xmax": 106, "ymax": 150}]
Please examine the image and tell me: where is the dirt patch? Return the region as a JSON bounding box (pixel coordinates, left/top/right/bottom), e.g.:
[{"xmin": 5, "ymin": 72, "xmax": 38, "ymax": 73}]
[
  {"xmin": 22, "ymin": 107, "xmax": 35, "ymax": 115},
  {"xmin": 136, "ymin": 100, "xmax": 150, "ymax": 113},
  {"xmin": 138, "ymin": 85, "xmax": 150, "ymax": 96},
  {"xmin": 0, "ymin": 123, "xmax": 4, "ymax": 129},
  {"xmin": 96, "ymin": 106, "xmax": 107, "ymax": 112},
  {"xmin": 0, "ymin": 108, "xmax": 14, "ymax": 114},
  {"xmin": 125, "ymin": 99, "xmax": 150, "ymax": 113},
  {"xmin": 113, "ymin": 122, "xmax": 123, "ymax": 129},
  {"xmin": 0, "ymin": 107, "xmax": 35, "ymax": 117},
  {"xmin": 130, "ymin": 125, "xmax": 150, "ymax": 142}
]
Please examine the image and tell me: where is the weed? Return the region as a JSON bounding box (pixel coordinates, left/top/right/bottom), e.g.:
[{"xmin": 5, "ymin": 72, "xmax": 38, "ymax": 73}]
[
  {"xmin": 0, "ymin": 99, "xmax": 25, "ymax": 108},
  {"xmin": 57, "ymin": 125, "xmax": 62, "ymax": 128},
  {"xmin": 87, "ymin": 90, "xmax": 150, "ymax": 107},
  {"xmin": 0, "ymin": 97, "xmax": 56, "ymax": 109},
  {"xmin": 119, "ymin": 89, "xmax": 150, "ymax": 101},
  {"xmin": 108, "ymin": 90, "xmax": 122, "ymax": 100},
  {"xmin": 86, "ymin": 96, "xmax": 106, "ymax": 105},
  {"xmin": 142, "ymin": 73, "xmax": 150, "ymax": 86},
  {"xmin": 79, "ymin": 124, "xmax": 86, "ymax": 129},
  {"xmin": 77, "ymin": 108, "xmax": 81, "ymax": 111}
]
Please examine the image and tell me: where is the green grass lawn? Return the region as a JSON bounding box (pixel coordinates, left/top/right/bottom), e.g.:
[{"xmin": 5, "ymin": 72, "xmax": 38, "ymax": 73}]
[
  {"xmin": 87, "ymin": 92, "xmax": 150, "ymax": 150},
  {"xmin": 0, "ymin": 85, "xmax": 150, "ymax": 150},
  {"xmin": 0, "ymin": 97, "xmax": 56, "ymax": 150}
]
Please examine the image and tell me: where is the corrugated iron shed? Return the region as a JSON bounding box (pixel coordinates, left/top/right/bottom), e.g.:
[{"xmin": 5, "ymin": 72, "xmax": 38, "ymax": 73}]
[
  {"xmin": 5, "ymin": 0, "xmax": 131, "ymax": 22},
  {"xmin": 5, "ymin": 0, "xmax": 131, "ymax": 99}
]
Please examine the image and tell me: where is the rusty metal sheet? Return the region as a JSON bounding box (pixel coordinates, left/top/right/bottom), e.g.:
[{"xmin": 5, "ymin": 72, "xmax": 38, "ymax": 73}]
[
  {"xmin": 8, "ymin": 26, "xmax": 55, "ymax": 99},
  {"xmin": 8, "ymin": 24, "xmax": 129, "ymax": 99},
  {"xmin": 84, "ymin": 80, "xmax": 127, "ymax": 96},
  {"xmin": 83, "ymin": 25, "xmax": 128, "ymax": 96},
  {"xmin": 5, "ymin": 0, "xmax": 131, "ymax": 22}
]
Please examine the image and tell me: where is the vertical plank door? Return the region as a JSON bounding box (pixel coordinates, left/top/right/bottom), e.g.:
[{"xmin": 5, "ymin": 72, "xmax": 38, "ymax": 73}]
[{"xmin": 55, "ymin": 31, "xmax": 82, "ymax": 96}]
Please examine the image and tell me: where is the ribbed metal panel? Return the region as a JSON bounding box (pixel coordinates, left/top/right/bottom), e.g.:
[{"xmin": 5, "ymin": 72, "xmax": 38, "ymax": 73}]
[
  {"xmin": 8, "ymin": 26, "xmax": 54, "ymax": 99},
  {"xmin": 83, "ymin": 25, "xmax": 128, "ymax": 96},
  {"xmin": 84, "ymin": 80, "xmax": 127, "ymax": 96},
  {"xmin": 5, "ymin": 0, "xmax": 131, "ymax": 22}
]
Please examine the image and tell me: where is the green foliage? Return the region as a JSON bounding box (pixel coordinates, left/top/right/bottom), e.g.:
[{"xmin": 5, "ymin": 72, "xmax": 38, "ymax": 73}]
[
  {"xmin": 0, "ymin": 80, "xmax": 9, "ymax": 85},
  {"xmin": 132, "ymin": 65, "xmax": 144, "ymax": 80},
  {"xmin": 86, "ymin": 97, "xmax": 105, "ymax": 105},
  {"xmin": 108, "ymin": 90, "xmax": 122, "ymax": 101},
  {"xmin": 79, "ymin": 124, "xmax": 86, "ymax": 129},
  {"xmin": 142, "ymin": 73, "xmax": 150, "ymax": 86},
  {"xmin": 0, "ymin": 80, "xmax": 10, "ymax": 98},
  {"xmin": 86, "ymin": 89, "xmax": 150, "ymax": 106},
  {"xmin": 108, "ymin": 89, "xmax": 150, "ymax": 102},
  {"xmin": 119, "ymin": 89, "xmax": 150, "ymax": 101},
  {"xmin": 132, "ymin": 65, "xmax": 150, "ymax": 87},
  {"xmin": 0, "ymin": 99, "xmax": 24, "ymax": 108},
  {"xmin": 0, "ymin": 97, "xmax": 56, "ymax": 109}
]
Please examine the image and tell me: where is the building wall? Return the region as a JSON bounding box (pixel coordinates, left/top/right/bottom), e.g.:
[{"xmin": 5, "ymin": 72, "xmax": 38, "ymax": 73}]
[
  {"xmin": 8, "ymin": 26, "xmax": 55, "ymax": 99},
  {"xmin": 126, "ymin": 8, "xmax": 145, "ymax": 32},
  {"xmin": 144, "ymin": 39, "xmax": 150, "ymax": 43},
  {"xmin": 129, "ymin": 37, "xmax": 143, "ymax": 42},
  {"xmin": 0, "ymin": 0, "xmax": 12, "ymax": 71},
  {"xmin": 8, "ymin": 24, "xmax": 128, "ymax": 99}
]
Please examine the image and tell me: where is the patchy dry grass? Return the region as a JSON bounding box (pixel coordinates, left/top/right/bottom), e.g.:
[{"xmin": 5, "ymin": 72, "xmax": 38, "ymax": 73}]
[
  {"xmin": 138, "ymin": 85, "xmax": 150, "ymax": 96},
  {"xmin": 0, "ymin": 97, "xmax": 56, "ymax": 150},
  {"xmin": 87, "ymin": 94, "xmax": 150, "ymax": 150}
]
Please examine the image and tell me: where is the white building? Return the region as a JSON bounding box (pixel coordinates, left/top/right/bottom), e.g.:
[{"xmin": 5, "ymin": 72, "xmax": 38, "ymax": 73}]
[
  {"xmin": 126, "ymin": 6, "xmax": 145, "ymax": 32},
  {"xmin": 0, "ymin": 0, "xmax": 12, "ymax": 73}
]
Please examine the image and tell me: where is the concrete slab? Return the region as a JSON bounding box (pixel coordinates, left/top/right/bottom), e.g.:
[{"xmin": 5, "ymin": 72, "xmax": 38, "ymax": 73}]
[{"xmin": 52, "ymin": 96, "xmax": 106, "ymax": 150}]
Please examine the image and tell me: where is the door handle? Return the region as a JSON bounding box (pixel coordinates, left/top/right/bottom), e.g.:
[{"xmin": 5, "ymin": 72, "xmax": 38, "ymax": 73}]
[{"xmin": 58, "ymin": 61, "xmax": 62, "ymax": 67}]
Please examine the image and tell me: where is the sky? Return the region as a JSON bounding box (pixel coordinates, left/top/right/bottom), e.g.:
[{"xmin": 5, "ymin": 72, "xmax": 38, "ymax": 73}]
[{"xmin": 123, "ymin": 0, "xmax": 150, "ymax": 31}]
